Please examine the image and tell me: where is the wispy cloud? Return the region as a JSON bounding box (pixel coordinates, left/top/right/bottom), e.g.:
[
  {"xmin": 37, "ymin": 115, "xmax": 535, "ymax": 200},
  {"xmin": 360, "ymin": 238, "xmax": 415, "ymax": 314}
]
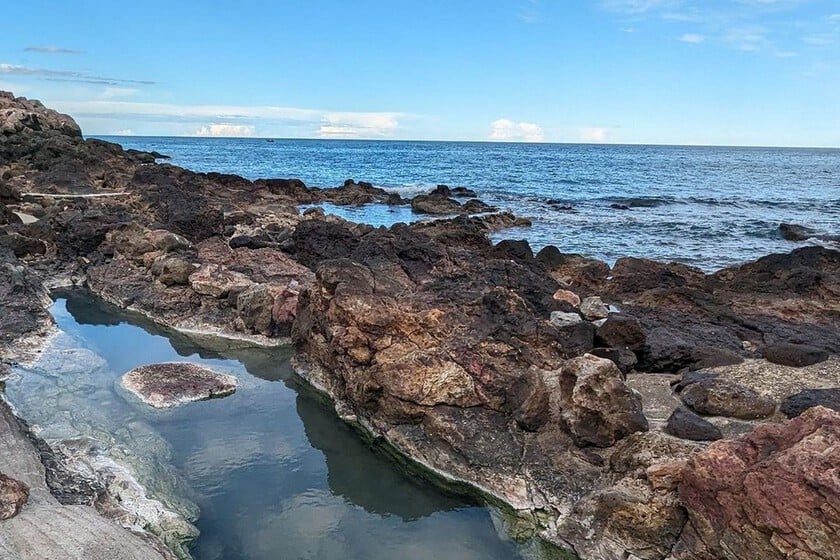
[
  {"xmin": 195, "ymin": 123, "xmax": 255, "ymax": 137},
  {"xmin": 679, "ymin": 33, "xmax": 705, "ymax": 43},
  {"xmin": 24, "ymin": 46, "xmax": 83, "ymax": 54},
  {"xmin": 318, "ymin": 112, "xmax": 400, "ymax": 138},
  {"xmin": 578, "ymin": 127, "xmax": 614, "ymax": 143},
  {"xmin": 489, "ymin": 118, "xmax": 544, "ymax": 142},
  {"xmin": 0, "ymin": 63, "xmax": 154, "ymax": 86},
  {"xmin": 101, "ymin": 87, "xmax": 138, "ymax": 99},
  {"xmin": 48, "ymin": 100, "xmax": 409, "ymax": 139},
  {"xmin": 518, "ymin": 0, "xmax": 541, "ymax": 23},
  {"xmin": 602, "ymin": 0, "xmax": 675, "ymax": 14}
]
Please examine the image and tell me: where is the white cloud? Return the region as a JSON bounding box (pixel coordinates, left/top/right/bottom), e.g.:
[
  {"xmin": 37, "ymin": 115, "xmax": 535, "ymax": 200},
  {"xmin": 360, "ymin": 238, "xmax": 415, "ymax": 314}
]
[
  {"xmin": 679, "ymin": 33, "xmax": 705, "ymax": 43},
  {"xmin": 101, "ymin": 87, "xmax": 138, "ymax": 99},
  {"xmin": 578, "ymin": 127, "xmax": 613, "ymax": 143},
  {"xmin": 194, "ymin": 123, "xmax": 256, "ymax": 137},
  {"xmin": 24, "ymin": 46, "xmax": 83, "ymax": 54},
  {"xmin": 113, "ymin": 129, "xmax": 134, "ymax": 135},
  {"xmin": 489, "ymin": 118, "xmax": 545, "ymax": 142},
  {"xmin": 317, "ymin": 111, "xmax": 400, "ymax": 138}
]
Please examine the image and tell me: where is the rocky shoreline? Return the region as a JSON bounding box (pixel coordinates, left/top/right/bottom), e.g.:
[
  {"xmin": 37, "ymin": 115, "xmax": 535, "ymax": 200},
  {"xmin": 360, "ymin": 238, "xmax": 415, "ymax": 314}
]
[{"xmin": 1, "ymin": 91, "xmax": 839, "ymax": 560}]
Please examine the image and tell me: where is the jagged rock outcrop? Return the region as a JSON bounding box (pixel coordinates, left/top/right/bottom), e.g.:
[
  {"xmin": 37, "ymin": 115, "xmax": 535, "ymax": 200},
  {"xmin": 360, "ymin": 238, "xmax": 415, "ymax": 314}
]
[
  {"xmin": 2, "ymin": 91, "xmax": 840, "ymax": 560},
  {"xmin": 674, "ymin": 406, "xmax": 840, "ymax": 560}
]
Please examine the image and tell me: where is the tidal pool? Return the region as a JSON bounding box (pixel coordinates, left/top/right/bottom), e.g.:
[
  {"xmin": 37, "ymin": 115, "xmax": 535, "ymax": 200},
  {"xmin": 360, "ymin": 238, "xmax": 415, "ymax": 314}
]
[{"xmin": 5, "ymin": 292, "xmax": 555, "ymax": 559}]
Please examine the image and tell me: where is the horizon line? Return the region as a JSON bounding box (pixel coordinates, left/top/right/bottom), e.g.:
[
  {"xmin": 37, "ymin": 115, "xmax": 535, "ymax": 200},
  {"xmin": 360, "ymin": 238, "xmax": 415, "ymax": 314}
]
[{"xmin": 89, "ymin": 134, "xmax": 840, "ymax": 151}]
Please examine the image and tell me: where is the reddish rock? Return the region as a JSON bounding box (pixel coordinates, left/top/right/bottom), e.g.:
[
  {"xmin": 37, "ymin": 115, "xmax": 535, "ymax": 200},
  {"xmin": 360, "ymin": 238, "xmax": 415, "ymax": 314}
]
[
  {"xmin": 121, "ymin": 362, "xmax": 237, "ymax": 408},
  {"xmin": 675, "ymin": 406, "xmax": 840, "ymax": 560},
  {"xmin": 0, "ymin": 473, "xmax": 29, "ymax": 520}
]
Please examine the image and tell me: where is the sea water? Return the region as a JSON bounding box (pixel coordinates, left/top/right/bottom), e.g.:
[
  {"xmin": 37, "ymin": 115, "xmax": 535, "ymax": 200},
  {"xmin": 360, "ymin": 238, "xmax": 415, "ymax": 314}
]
[{"xmin": 98, "ymin": 137, "xmax": 840, "ymax": 270}]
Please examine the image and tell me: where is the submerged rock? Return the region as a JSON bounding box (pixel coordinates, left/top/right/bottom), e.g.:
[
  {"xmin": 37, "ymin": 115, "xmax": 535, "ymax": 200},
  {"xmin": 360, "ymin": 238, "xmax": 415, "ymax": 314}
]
[{"xmin": 121, "ymin": 362, "xmax": 238, "ymax": 408}]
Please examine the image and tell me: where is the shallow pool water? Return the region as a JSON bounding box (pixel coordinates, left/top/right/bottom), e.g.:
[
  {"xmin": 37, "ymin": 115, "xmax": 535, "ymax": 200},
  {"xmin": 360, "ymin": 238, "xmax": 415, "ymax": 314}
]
[{"xmin": 5, "ymin": 292, "xmax": 553, "ymax": 560}]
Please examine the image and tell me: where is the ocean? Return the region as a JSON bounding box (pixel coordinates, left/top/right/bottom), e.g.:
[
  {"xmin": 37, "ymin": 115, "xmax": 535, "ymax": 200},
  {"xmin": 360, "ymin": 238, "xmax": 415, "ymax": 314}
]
[{"xmin": 96, "ymin": 137, "xmax": 840, "ymax": 271}]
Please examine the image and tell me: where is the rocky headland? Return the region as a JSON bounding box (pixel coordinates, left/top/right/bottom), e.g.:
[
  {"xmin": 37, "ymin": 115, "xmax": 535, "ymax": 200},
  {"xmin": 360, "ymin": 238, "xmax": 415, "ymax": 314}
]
[{"xmin": 1, "ymin": 90, "xmax": 839, "ymax": 559}]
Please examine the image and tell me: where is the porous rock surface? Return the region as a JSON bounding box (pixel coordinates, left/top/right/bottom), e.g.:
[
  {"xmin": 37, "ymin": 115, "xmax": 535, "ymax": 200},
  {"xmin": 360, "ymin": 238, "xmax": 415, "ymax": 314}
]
[
  {"xmin": 121, "ymin": 362, "xmax": 238, "ymax": 408},
  {"xmin": 1, "ymin": 90, "xmax": 840, "ymax": 560}
]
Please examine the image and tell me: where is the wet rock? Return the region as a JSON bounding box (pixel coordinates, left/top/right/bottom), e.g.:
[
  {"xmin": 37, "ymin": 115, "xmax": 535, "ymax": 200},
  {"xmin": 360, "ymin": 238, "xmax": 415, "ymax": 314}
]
[
  {"xmin": 0, "ymin": 473, "xmax": 29, "ymax": 520},
  {"xmin": 779, "ymin": 222, "xmax": 818, "ymax": 242},
  {"xmin": 556, "ymin": 354, "xmax": 648, "ymax": 447},
  {"xmin": 665, "ymin": 406, "xmax": 723, "ymax": 441},
  {"xmin": 675, "ymin": 406, "xmax": 840, "ymax": 560},
  {"xmin": 780, "ymin": 388, "xmax": 840, "ymax": 418},
  {"xmin": 451, "ymin": 186, "xmax": 477, "ymax": 197},
  {"xmin": 595, "ymin": 314, "xmax": 645, "ymax": 352},
  {"xmin": 410, "ymin": 193, "xmax": 462, "ymax": 215},
  {"xmin": 461, "ymin": 199, "xmax": 496, "ymax": 214},
  {"xmin": 580, "ymin": 296, "xmax": 609, "ymax": 320},
  {"xmin": 189, "ymin": 264, "xmax": 252, "ymax": 298},
  {"xmin": 762, "ymin": 342, "xmax": 829, "ymax": 367},
  {"xmin": 121, "ymin": 362, "xmax": 238, "ymax": 408},
  {"xmin": 589, "ymin": 347, "xmax": 637, "ymax": 375},
  {"xmin": 678, "ymin": 374, "xmax": 776, "ymax": 419}
]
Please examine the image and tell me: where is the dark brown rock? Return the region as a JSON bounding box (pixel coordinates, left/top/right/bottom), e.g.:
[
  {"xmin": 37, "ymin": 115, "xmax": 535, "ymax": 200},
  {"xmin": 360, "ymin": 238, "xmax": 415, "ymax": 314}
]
[
  {"xmin": 675, "ymin": 406, "xmax": 840, "ymax": 560},
  {"xmin": 508, "ymin": 370, "xmax": 550, "ymax": 431},
  {"xmin": 665, "ymin": 406, "xmax": 723, "ymax": 441},
  {"xmin": 589, "ymin": 347, "xmax": 637, "ymax": 375},
  {"xmin": 595, "ymin": 315, "xmax": 646, "ymax": 352},
  {"xmin": 410, "ymin": 193, "xmax": 462, "ymax": 215},
  {"xmin": 763, "ymin": 342, "xmax": 829, "ymax": 367},
  {"xmin": 780, "ymin": 388, "xmax": 840, "ymax": 418},
  {"xmin": 679, "ymin": 374, "xmax": 776, "ymax": 420}
]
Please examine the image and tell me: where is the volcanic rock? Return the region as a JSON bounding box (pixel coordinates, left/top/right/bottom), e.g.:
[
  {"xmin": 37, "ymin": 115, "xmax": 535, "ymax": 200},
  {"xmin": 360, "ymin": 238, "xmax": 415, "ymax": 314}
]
[
  {"xmin": 580, "ymin": 296, "xmax": 609, "ymax": 320},
  {"xmin": 763, "ymin": 342, "xmax": 829, "ymax": 367},
  {"xmin": 665, "ymin": 406, "xmax": 723, "ymax": 441},
  {"xmin": 121, "ymin": 362, "xmax": 238, "ymax": 408},
  {"xmin": 595, "ymin": 315, "xmax": 645, "ymax": 352},
  {"xmin": 556, "ymin": 354, "xmax": 649, "ymax": 447},
  {"xmin": 677, "ymin": 373, "xmax": 776, "ymax": 420},
  {"xmin": 780, "ymin": 388, "xmax": 840, "ymax": 418},
  {"xmin": 674, "ymin": 406, "xmax": 840, "ymax": 560},
  {"xmin": 0, "ymin": 473, "xmax": 28, "ymax": 520}
]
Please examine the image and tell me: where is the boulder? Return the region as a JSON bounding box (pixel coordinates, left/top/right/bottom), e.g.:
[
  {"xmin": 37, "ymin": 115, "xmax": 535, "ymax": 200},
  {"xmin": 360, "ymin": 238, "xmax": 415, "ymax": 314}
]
[
  {"xmin": 410, "ymin": 193, "xmax": 462, "ymax": 215},
  {"xmin": 675, "ymin": 406, "xmax": 840, "ymax": 560},
  {"xmin": 188, "ymin": 264, "xmax": 252, "ymax": 298},
  {"xmin": 556, "ymin": 354, "xmax": 649, "ymax": 447},
  {"xmin": 121, "ymin": 362, "xmax": 237, "ymax": 408},
  {"xmin": 780, "ymin": 388, "xmax": 840, "ymax": 418},
  {"xmin": 595, "ymin": 315, "xmax": 646, "ymax": 352},
  {"xmin": 151, "ymin": 256, "xmax": 196, "ymax": 286},
  {"xmin": 678, "ymin": 374, "xmax": 776, "ymax": 420},
  {"xmin": 553, "ymin": 289, "xmax": 581, "ymax": 308},
  {"xmin": 236, "ymin": 284, "xmax": 277, "ymax": 336},
  {"xmin": 763, "ymin": 342, "xmax": 829, "ymax": 367},
  {"xmin": 0, "ymin": 473, "xmax": 29, "ymax": 520},
  {"xmin": 665, "ymin": 406, "xmax": 723, "ymax": 441},
  {"xmin": 589, "ymin": 347, "xmax": 637, "ymax": 375},
  {"xmin": 508, "ymin": 370, "xmax": 550, "ymax": 431},
  {"xmin": 550, "ymin": 311, "xmax": 583, "ymax": 327},
  {"xmin": 580, "ymin": 296, "xmax": 609, "ymax": 320},
  {"xmin": 461, "ymin": 199, "xmax": 496, "ymax": 214}
]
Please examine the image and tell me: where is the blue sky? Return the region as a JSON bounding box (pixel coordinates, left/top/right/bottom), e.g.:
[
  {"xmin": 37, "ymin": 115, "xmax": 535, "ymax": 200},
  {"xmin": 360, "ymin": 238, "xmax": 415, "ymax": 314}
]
[{"xmin": 1, "ymin": 0, "xmax": 838, "ymax": 146}]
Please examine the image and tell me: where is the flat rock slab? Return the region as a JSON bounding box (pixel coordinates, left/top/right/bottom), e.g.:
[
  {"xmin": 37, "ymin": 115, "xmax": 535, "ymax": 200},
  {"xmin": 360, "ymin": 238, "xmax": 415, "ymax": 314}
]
[{"xmin": 121, "ymin": 362, "xmax": 238, "ymax": 408}]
